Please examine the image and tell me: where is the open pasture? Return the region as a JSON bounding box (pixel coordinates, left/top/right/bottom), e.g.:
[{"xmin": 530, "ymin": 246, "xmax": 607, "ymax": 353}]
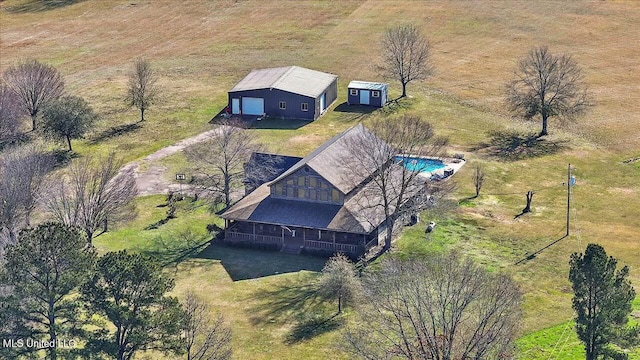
[{"xmin": 2, "ymin": 1, "xmax": 639, "ymax": 359}]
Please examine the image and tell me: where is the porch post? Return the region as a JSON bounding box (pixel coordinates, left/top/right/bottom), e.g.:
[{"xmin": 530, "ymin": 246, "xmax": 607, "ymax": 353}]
[
  {"xmin": 332, "ymin": 232, "xmax": 336, "ymax": 251},
  {"xmin": 252, "ymin": 223, "xmax": 256, "ymax": 244},
  {"xmin": 281, "ymin": 227, "xmax": 285, "ymax": 246}
]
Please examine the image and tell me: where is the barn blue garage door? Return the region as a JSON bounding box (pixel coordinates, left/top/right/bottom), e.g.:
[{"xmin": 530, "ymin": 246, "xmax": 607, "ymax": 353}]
[{"xmin": 242, "ymin": 97, "xmax": 264, "ymax": 115}]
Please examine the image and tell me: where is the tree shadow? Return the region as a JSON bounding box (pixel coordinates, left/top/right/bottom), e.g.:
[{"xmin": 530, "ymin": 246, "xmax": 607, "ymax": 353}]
[
  {"xmin": 249, "ymin": 280, "xmax": 324, "ymax": 325},
  {"xmin": 472, "ymin": 130, "xmax": 569, "ymax": 161},
  {"xmin": 49, "ymin": 149, "xmax": 80, "ymax": 169},
  {"xmin": 4, "ymin": 0, "xmax": 84, "ymax": 13},
  {"xmin": 194, "ymin": 242, "xmax": 327, "ymax": 281},
  {"xmin": 139, "ymin": 236, "xmax": 212, "ymax": 268},
  {"xmin": 247, "ymin": 277, "xmax": 343, "ymax": 343},
  {"xmin": 379, "ymin": 96, "xmax": 413, "ymax": 115},
  {"xmin": 285, "ymin": 312, "xmax": 344, "ymax": 344},
  {"xmin": 89, "ymin": 123, "xmax": 142, "ymax": 144},
  {"xmin": 0, "ymin": 132, "xmax": 34, "ymax": 151}
]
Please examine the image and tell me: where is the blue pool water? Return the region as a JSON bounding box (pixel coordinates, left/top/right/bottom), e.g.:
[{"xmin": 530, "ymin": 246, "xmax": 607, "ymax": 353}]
[{"xmin": 395, "ymin": 156, "xmax": 446, "ymax": 173}]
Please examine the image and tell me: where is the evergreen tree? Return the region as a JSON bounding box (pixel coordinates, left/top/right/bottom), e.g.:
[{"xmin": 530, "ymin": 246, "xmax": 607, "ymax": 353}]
[
  {"xmin": 82, "ymin": 250, "xmax": 185, "ymax": 360},
  {"xmin": 0, "ymin": 223, "xmax": 96, "ymax": 360},
  {"xmin": 569, "ymin": 244, "xmax": 636, "ymax": 360}
]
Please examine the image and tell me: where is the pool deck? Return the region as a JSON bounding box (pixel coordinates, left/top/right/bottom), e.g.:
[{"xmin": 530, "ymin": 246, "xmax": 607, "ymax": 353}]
[{"xmin": 400, "ymin": 154, "xmax": 466, "ymax": 180}]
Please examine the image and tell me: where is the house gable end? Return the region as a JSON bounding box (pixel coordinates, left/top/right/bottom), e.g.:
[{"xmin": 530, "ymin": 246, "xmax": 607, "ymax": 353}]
[{"xmin": 270, "ymin": 166, "xmax": 344, "ymax": 204}]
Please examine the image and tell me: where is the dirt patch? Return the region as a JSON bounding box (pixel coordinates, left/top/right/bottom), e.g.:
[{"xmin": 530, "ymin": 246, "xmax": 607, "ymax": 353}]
[
  {"xmin": 288, "ymin": 134, "xmax": 324, "ymax": 144},
  {"xmin": 607, "ymin": 187, "xmax": 636, "ymax": 196},
  {"xmin": 119, "ymin": 127, "xmax": 223, "ymax": 196}
]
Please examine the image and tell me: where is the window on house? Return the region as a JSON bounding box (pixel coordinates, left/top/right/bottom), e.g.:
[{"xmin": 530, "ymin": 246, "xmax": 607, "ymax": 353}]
[
  {"xmin": 332, "ymin": 189, "xmax": 340, "ymax": 203},
  {"xmin": 319, "ymin": 190, "xmax": 329, "ymax": 202},
  {"xmin": 301, "ymin": 102, "xmax": 309, "ymax": 111},
  {"xmin": 279, "ymin": 101, "xmax": 286, "ymax": 110},
  {"xmin": 309, "ymin": 189, "xmax": 317, "ymax": 200},
  {"xmin": 372, "ymin": 90, "xmax": 380, "ymax": 97},
  {"xmin": 298, "ymin": 188, "xmax": 305, "ymax": 198},
  {"xmin": 274, "ymin": 183, "xmax": 283, "ymax": 196},
  {"xmin": 350, "ymin": 89, "xmax": 358, "ymax": 96},
  {"xmin": 287, "ymin": 187, "xmax": 294, "ymax": 197},
  {"xmin": 309, "ymin": 177, "xmax": 317, "ymax": 187},
  {"xmin": 297, "ymin": 176, "xmax": 305, "ymax": 186}
]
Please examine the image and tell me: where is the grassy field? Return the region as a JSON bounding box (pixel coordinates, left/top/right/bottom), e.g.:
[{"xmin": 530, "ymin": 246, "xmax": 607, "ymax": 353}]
[{"xmin": 2, "ymin": 0, "xmax": 639, "ymax": 359}]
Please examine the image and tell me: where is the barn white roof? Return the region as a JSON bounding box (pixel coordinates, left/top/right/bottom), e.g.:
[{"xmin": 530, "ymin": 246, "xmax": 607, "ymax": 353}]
[
  {"xmin": 230, "ymin": 66, "xmax": 337, "ymax": 98},
  {"xmin": 348, "ymin": 80, "xmax": 388, "ymax": 91}
]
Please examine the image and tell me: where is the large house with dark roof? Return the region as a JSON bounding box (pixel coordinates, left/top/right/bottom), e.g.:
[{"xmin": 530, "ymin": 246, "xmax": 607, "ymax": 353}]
[
  {"xmin": 220, "ymin": 124, "xmax": 392, "ymax": 257},
  {"xmin": 228, "ymin": 66, "xmax": 338, "ymax": 120}
]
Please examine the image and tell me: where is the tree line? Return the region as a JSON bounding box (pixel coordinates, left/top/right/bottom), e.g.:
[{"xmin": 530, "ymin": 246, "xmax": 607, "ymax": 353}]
[
  {"xmin": 1, "ymin": 58, "xmax": 157, "ymax": 150},
  {"xmin": 0, "ymin": 222, "xmax": 231, "ymax": 360},
  {"xmin": 319, "ymin": 243, "xmax": 636, "ymax": 360},
  {"xmin": 380, "ymin": 24, "xmax": 590, "ymax": 137},
  {"xmin": 1, "ymin": 57, "xmax": 158, "ymax": 253}
]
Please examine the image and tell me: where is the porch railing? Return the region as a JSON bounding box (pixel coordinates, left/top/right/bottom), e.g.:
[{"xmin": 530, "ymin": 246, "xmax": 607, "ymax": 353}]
[
  {"xmin": 364, "ymin": 237, "xmax": 379, "ymax": 250},
  {"xmin": 304, "ymin": 240, "xmax": 359, "ymax": 254},
  {"xmin": 225, "ymin": 231, "xmax": 281, "ymax": 245}
]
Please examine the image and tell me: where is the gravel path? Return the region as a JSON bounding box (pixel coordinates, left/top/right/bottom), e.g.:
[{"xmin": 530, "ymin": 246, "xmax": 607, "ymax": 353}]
[{"xmin": 121, "ymin": 127, "xmax": 224, "ymax": 196}]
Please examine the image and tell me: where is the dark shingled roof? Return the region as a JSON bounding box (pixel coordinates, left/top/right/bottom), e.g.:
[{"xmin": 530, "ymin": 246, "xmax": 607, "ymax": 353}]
[
  {"xmin": 220, "ymin": 182, "xmax": 385, "ymax": 234},
  {"xmin": 221, "ymin": 124, "xmax": 398, "ymax": 234},
  {"xmin": 270, "ymin": 124, "xmax": 389, "ymax": 194},
  {"xmin": 246, "ymin": 153, "xmax": 302, "ymax": 180}
]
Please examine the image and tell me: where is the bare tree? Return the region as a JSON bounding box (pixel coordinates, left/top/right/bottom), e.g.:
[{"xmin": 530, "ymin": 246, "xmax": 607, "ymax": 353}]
[
  {"xmin": 342, "ymin": 115, "xmax": 450, "ymax": 250},
  {"xmin": 345, "ymin": 254, "xmax": 522, "ymax": 360},
  {"xmin": 378, "ymin": 24, "xmax": 433, "ymax": 98},
  {"xmin": 317, "ymin": 253, "xmax": 362, "ymax": 314},
  {"xmin": 44, "ymin": 153, "xmax": 137, "ymax": 245},
  {"xmin": 42, "ymin": 95, "xmax": 98, "ymax": 151},
  {"xmin": 522, "ymin": 190, "xmax": 535, "ymax": 214},
  {"xmin": 243, "ymin": 153, "xmax": 287, "ymax": 194},
  {"xmin": 507, "ymin": 46, "xmax": 590, "ymax": 137},
  {"xmin": 3, "ymin": 59, "xmax": 65, "ymax": 131},
  {"xmin": 0, "ymin": 142, "xmax": 53, "ymax": 247},
  {"xmin": 0, "ymin": 84, "xmax": 23, "ymax": 144},
  {"xmin": 125, "ymin": 58, "xmax": 158, "ymax": 122},
  {"xmin": 182, "ymin": 291, "xmax": 232, "ymax": 360},
  {"xmin": 185, "ymin": 120, "xmax": 264, "ymax": 208},
  {"xmin": 472, "ymin": 164, "xmax": 485, "ymax": 198}
]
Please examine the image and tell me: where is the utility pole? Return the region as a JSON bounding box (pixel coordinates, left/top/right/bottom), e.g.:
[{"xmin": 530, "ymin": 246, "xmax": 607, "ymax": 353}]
[{"xmin": 566, "ymin": 164, "xmax": 575, "ymax": 237}]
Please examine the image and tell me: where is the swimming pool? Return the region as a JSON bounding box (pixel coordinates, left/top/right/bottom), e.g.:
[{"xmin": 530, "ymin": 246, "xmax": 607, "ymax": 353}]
[{"xmin": 395, "ymin": 156, "xmax": 446, "ymax": 173}]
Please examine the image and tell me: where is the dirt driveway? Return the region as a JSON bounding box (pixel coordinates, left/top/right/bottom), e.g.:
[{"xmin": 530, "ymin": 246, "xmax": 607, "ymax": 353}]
[{"xmin": 121, "ymin": 127, "xmax": 224, "ymax": 196}]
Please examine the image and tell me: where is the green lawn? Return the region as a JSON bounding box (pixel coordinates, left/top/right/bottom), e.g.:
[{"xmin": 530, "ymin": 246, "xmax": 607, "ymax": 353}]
[{"xmin": 94, "ymin": 195, "xmax": 348, "ymax": 360}]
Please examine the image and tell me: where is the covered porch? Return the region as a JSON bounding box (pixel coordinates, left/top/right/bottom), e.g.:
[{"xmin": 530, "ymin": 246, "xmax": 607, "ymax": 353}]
[{"xmin": 224, "ymin": 220, "xmax": 378, "ymax": 256}]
